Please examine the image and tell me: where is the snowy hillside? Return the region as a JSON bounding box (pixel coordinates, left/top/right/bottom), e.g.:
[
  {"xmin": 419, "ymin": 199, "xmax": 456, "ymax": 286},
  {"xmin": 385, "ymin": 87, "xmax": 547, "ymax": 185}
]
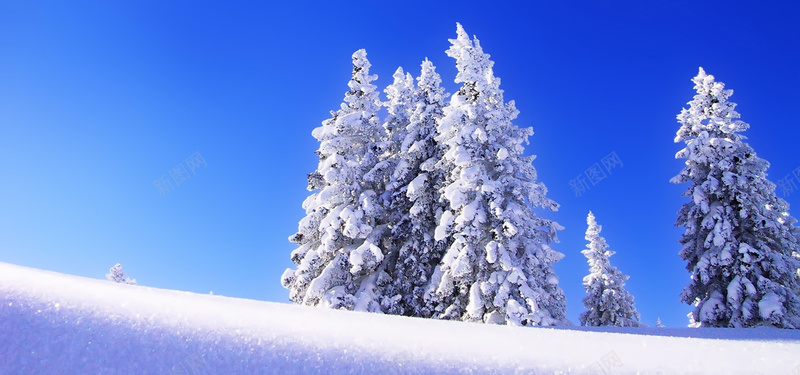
[{"xmin": 1, "ymin": 262, "xmax": 799, "ymax": 374}]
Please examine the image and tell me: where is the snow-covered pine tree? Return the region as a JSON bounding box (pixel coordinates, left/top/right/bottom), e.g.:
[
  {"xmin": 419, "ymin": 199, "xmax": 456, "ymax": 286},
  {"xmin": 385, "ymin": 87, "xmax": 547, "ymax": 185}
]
[
  {"xmin": 382, "ymin": 60, "xmax": 449, "ymax": 317},
  {"xmin": 430, "ymin": 23, "xmax": 566, "ymax": 326},
  {"xmin": 372, "ymin": 66, "xmax": 415, "ymax": 315},
  {"xmin": 382, "ymin": 67, "xmax": 415, "ymax": 159},
  {"xmin": 106, "ymin": 263, "xmax": 136, "ymax": 285},
  {"xmin": 656, "ymin": 318, "xmax": 665, "ymax": 328},
  {"xmin": 579, "ymin": 212, "xmax": 642, "ymax": 327},
  {"xmin": 282, "ymin": 49, "xmax": 391, "ymax": 312},
  {"xmin": 379, "ymin": 67, "xmax": 416, "ymax": 213},
  {"xmin": 106, "ymin": 263, "xmax": 125, "ymax": 282},
  {"xmin": 672, "ymin": 67, "xmax": 800, "ymax": 329}
]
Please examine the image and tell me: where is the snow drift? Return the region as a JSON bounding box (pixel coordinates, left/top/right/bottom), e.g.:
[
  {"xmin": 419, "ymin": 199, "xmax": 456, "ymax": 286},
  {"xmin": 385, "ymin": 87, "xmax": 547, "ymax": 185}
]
[{"xmin": 1, "ymin": 262, "xmax": 799, "ymax": 374}]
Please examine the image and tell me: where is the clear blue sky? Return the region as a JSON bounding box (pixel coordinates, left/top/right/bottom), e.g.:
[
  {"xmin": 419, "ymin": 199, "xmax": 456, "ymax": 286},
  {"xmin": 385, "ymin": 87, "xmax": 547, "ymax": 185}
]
[{"xmin": 2, "ymin": 1, "xmax": 799, "ymax": 328}]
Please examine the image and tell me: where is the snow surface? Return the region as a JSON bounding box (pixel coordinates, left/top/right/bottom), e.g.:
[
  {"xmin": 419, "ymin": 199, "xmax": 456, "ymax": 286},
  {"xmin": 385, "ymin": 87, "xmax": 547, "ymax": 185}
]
[{"xmin": 1, "ymin": 262, "xmax": 799, "ymax": 374}]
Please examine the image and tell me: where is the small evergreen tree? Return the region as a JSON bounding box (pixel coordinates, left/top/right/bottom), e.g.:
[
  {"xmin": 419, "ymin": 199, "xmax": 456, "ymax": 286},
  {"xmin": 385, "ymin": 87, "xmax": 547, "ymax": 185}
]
[
  {"xmin": 430, "ymin": 23, "xmax": 565, "ymax": 326},
  {"xmin": 106, "ymin": 263, "xmax": 136, "ymax": 285},
  {"xmin": 579, "ymin": 212, "xmax": 642, "ymax": 327},
  {"xmin": 672, "ymin": 68, "xmax": 800, "ymax": 328},
  {"xmin": 282, "ymin": 49, "xmax": 390, "ymax": 312},
  {"xmin": 656, "ymin": 318, "xmax": 665, "ymax": 328}
]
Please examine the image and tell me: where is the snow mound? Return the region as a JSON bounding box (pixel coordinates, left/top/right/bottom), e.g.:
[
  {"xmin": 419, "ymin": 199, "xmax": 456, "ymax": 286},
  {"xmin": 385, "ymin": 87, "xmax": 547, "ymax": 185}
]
[{"xmin": 1, "ymin": 262, "xmax": 799, "ymax": 374}]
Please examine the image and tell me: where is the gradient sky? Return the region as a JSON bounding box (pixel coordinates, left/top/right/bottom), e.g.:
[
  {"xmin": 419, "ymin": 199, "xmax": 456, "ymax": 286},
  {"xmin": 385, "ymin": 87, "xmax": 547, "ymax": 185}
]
[{"xmin": 2, "ymin": 1, "xmax": 799, "ymax": 328}]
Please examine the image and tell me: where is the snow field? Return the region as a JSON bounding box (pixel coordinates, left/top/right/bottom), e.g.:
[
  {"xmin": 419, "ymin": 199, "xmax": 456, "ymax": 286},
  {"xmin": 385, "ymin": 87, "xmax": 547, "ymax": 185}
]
[{"xmin": 2, "ymin": 262, "xmax": 800, "ymax": 374}]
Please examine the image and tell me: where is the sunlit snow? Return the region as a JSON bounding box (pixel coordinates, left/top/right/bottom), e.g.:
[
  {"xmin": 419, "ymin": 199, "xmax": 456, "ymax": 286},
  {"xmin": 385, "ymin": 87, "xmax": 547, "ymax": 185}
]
[{"xmin": 1, "ymin": 262, "xmax": 799, "ymax": 374}]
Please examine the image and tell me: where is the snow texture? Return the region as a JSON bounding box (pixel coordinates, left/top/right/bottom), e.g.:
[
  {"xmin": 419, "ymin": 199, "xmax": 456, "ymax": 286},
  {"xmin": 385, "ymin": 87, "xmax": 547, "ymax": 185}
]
[
  {"xmin": 672, "ymin": 68, "xmax": 800, "ymax": 328},
  {"xmin": 579, "ymin": 212, "xmax": 642, "ymax": 327},
  {"xmin": 3, "ymin": 262, "xmax": 800, "ymax": 374}
]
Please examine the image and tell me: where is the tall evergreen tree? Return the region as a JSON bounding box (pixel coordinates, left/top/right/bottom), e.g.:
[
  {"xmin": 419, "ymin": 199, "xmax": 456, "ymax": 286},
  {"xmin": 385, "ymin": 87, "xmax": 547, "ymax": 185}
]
[
  {"xmin": 580, "ymin": 212, "xmax": 642, "ymax": 327},
  {"xmin": 382, "ymin": 60, "xmax": 449, "ymax": 317},
  {"xmin": 430, "ymin": 23, "xmax": 566, "ymax": 326},
  {"xmin": 379, "ymin": 66, "xmax": 416, "ymax": 220},
  {"xmin": 373, "ymin": 66, "xmax": 415, "ymax": 315},
  {"xmin": 282, "ymin": 49, "xmax": 390, "ymax": 312},
  {"xmin": 672, "ymin": 67, "xmax": 800, "ymax": 328}
]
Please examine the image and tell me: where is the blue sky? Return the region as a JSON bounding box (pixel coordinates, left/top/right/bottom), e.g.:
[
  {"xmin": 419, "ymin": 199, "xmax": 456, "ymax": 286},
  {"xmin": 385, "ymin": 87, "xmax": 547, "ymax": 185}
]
[{"xmin": 2, "ymin": 1, "xmax": 799, "ymax": 328}]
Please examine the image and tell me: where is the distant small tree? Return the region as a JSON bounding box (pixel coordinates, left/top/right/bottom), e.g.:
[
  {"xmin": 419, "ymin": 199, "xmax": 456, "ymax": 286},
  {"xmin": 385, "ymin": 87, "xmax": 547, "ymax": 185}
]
[
  {"xmin": 656, "ymin": 317, "xmax": 665, "ymax": 328},
  {"xmin": 580, "ymin": 212, "xmax": 642, "ymax": 327},
  {"xmin": 107, "ymin": 263, "xmax": 136, "ymax": 285}
]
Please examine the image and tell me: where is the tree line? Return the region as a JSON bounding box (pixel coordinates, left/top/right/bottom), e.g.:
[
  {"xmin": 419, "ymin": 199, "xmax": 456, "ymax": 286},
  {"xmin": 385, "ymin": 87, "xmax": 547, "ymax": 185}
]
[{"xmin": 281, "ymin": 24, "xmax": 800, "ymax": 329}]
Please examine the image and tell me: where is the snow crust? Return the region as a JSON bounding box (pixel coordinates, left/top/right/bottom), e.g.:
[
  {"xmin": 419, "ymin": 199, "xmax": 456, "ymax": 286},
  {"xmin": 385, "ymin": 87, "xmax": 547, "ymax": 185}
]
[{"xmin": 2, "ymin": 262, "xmax": 800, "ymax": 374}]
